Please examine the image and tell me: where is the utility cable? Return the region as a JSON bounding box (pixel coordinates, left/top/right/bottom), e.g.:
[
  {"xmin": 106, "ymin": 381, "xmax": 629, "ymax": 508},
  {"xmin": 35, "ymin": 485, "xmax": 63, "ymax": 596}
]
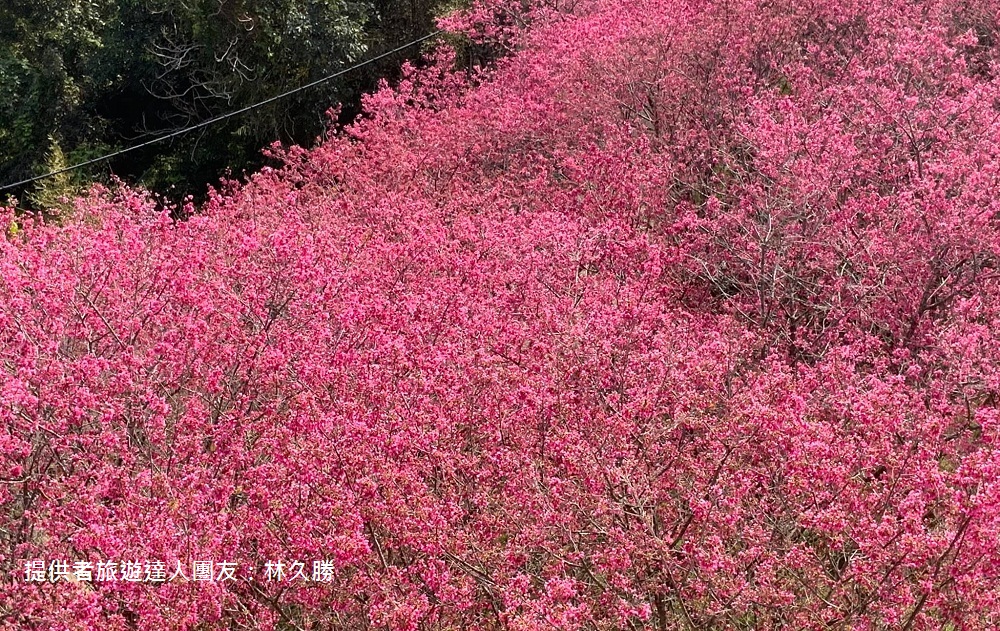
[{"xmin": 0, "ymin": 30, "xmax": 442, "ymax": 193}]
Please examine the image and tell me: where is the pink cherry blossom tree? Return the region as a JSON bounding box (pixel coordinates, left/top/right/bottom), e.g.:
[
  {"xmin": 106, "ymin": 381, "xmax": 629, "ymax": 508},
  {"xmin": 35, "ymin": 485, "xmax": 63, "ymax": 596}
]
[{"xmin": 4, "ymin": 0, "xmax": 1000, "ymax": 628}]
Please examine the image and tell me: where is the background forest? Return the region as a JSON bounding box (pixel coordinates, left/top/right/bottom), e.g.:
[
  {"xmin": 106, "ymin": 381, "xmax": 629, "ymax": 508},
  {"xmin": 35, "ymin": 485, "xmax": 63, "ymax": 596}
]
[{"xmin": 0, "ymin": 0, "xmax": 450, "ymax": 206}]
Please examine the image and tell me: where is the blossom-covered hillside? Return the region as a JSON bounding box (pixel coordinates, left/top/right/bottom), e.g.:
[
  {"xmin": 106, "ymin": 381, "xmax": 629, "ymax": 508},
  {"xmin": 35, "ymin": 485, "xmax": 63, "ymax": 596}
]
[{"xmin": 5, "ymin": 0, "xmax": 1000, "ymax": 628}]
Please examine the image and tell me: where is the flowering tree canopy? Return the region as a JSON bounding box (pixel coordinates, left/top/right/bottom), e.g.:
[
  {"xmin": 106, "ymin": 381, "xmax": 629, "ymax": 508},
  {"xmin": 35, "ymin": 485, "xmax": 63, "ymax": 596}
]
[{"xmin": 5, "ymin": 0, "xmax": 1000, "ymax": 628}]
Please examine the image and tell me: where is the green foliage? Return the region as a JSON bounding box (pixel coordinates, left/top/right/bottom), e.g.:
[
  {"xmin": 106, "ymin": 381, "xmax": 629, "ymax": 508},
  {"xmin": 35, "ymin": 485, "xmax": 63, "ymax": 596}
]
[
  {"xmin": 28, "ymin": 137, "xmax": 80, "ymax": 215},
  {"xmin": 0, "ymin": 0, "xmax": 448, "ymax": 206},
  {"xmin": 0, "ymin": 0, "xmax": 118, "ymax": 189}
]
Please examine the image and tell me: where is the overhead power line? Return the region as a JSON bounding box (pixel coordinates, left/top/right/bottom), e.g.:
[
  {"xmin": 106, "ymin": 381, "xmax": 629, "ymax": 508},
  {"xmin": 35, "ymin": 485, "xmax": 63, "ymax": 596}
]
[{"xmin": 0, "ymin": 30, "xmax": 443, "ymax": 193}]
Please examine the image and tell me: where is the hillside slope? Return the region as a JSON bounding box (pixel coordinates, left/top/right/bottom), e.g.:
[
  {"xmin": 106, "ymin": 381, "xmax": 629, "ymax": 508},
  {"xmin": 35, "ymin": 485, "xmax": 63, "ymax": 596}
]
[{"xmin": 5, "ymin": 0, "xmax": 1000, "ymax": 628}]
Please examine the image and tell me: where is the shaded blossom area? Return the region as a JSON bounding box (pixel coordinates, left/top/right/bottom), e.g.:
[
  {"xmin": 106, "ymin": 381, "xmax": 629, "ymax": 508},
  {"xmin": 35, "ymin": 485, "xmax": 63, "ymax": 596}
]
[{"xmin": 5, "ymin": 0, "xmax": 1000, "ymax": 628}]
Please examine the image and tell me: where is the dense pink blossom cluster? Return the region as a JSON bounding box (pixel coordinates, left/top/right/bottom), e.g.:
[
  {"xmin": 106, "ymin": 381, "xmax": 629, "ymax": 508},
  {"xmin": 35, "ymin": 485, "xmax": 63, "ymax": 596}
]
[{"xmin": 5, "ymin": 0, "xmax": 1000, "ymax": 628}]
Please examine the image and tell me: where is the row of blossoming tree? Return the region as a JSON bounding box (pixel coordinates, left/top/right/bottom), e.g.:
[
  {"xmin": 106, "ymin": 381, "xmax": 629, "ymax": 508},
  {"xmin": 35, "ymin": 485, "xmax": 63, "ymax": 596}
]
[{"xmin": 4, "ymin": 0, "xmax": 1000, "ymax": 628}]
